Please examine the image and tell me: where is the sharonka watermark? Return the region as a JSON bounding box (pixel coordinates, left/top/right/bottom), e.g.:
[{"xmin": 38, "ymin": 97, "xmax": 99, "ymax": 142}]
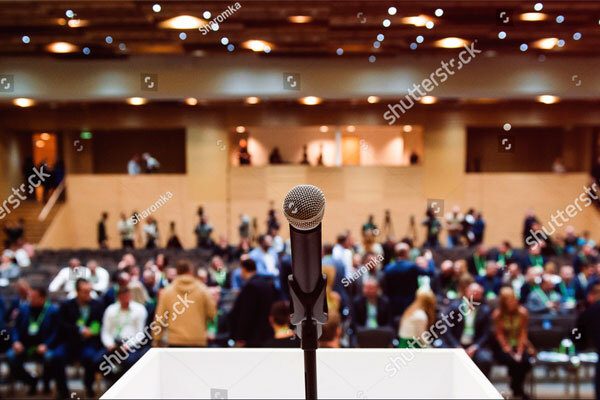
[
  {"xmin": 99, "ymin": 292, "xmax": 194, "ymax": 375},
  {"xmin": 383, "ymin": 41, "xmax": 481, "ymax": 125},
  {"xmin": 129, "ymin": 191, "xmax": 173, "ymax": 225},
  {"xmin": 385, "ymin": 295, "xmax": 481, "ymax": 377},
  {"xmin": 200, "ymin": 2, "xmax": 241, "ymax": 35},
  {"xmin": 525, "ymin": 183, "xmax": 600, "ymax": 248},
  {"xmin": 0, "ymin": 166, "xmax": 51, "ymax": 220},
  {"xmin": 342, "ymin": 255, "xmax": 384, "ymax": 287}
]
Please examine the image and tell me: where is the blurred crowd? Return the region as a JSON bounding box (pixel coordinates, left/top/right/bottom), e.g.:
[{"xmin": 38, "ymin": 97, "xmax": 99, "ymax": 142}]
[{"xmin": 1, "ymin": 204, "xmax": 600, "ymax": 400}]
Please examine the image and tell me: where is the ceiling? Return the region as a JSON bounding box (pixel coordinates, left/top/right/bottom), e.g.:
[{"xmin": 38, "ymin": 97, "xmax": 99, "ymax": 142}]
[{"xmin": 0, "ymin": 0, "xmax": 599, "ymax": 59}]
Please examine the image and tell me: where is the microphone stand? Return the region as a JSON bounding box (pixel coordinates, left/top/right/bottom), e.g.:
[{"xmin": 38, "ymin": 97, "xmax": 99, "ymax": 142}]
[{"xmin": 288, "ymin": 274, "xmax": 328, "ymax": 400}]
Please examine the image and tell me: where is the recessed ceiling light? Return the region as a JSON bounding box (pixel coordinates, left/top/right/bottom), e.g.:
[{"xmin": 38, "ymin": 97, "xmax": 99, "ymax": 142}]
[
  {"xmin": 35, "ymin": 140, "xmax": 45, "ymax": 148},
  {"xmin": 382, "ymin": 19, "xmax": 391, "ymax": 28},
  {"xmin": 534, "ymin": 2, "xmax": 544, "ymax": 11},
  {"xmin": 537, "ymin": 95, "xmax": 559, "ymax": 104},
  {"xmin": 425, "ymin": 21, "xmax": 435, "ymax": 29},
  {"xmin": 203, "ymin": 11, "xmax": 211, "ymax": 19},
  {"xmin": 46, "ymin": 41, "xmax": 78, "ymax": 53},
  {"xmin": 573, "ymin": 32, "xmax": 582, "ymax": 41},
  {"xmin": 420, "ymin": 96, "xmax": 437, "ymax": 104},
  {"xmin": 40, "ymin": 132, "xmax": 51, "ymax": 140},
  {"xmin": 498, "ymin": 31, "xmax": 507, "ymax": 39},
  {"xmin": 288, "ymin": 15, "xmax": 313, "ymax": 23},
  {"xmin": 152, "ymin": 4, "xmax": 161, "ymax": 13},
  {"xmin": 556, "ymin": 15, "xmax": 565, "ymax": 23},
  {"xmin": 67, "ymin": 19, "xmax": 89, "ymax": 28},
  {"xmin": 158, "ymin": 15, "xmax": 205, "ymax": 29},
  {"xmin": 22, "ymin": 35, "xmax": 30, "ymax": 44},
  {"xmin": 245, "ymin": 96, "xmax": 260, "ymax": 105},
  {"xmin": 367, "ymin": 96, "xmax": 380, "ymax": 104},
  {"xmin": 347, "ymin": 125, "xmax": 356, "ymax": 133},
  {"xmin": 403, "ymin": 125, "xmax": 413, "ymax": 133},
  {"xmin": 388, "ymin": 7, "xmax": 397, "ymax": 16},
  {"xmin": 520, "ymin": 43, "xmax": 528, "ymax": 52},
  {"xmin": 400, "ymin": 15, "xmax": 432, "ymax": 27},
  {"xmin": 236, "ymin": 126, "xmax": 246, "ymax": 133},
  {"xmin": 434, "ymin": 37, "xmax": 468, "ymax": 48},
  {"xmin": 519, "ymin": 12, "xmax": 548, "ymax": 21},
  {"xmin": 532, "ymin": 38, "xmax": 559, "ymax": 49},
  {"xmin": 299, "ymin": 96, "xmax": 322, "ymax": 105},
  {"xmin": 435, "ymin": 9, "xmax": 444, "ymax": 17},
  {"xmin": 241, "ymin": 40, "xmax": 274, "ymax": 52},
  {"xmin": 184, "ymin": 97, "xmax": 198, "ymax": 106},
  {"xmin": 13, "ymin": 98, "xmax": 35, "ymax": 107},
  {"xmin": 319, "ymin": 125, "xmax": 329, "ymax": 133},
  {"xmin": 126, "ymin": 97, "xmax": 148, "ymax": 106}
]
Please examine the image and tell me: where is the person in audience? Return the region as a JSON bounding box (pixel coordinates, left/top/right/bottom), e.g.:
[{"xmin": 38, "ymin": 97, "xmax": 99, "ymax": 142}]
[
  {"xmin": 519, "ymin": 266, "xmax": 543, "ymax": 304},
  {"xmin": 117, "ymin": 213, "xmax": 135, "ymax": 249},
  {"xmin": 59, "ymin": 278, "xmax": 105, "ymax": 398},
  {"xmin": 495, "ymin": 241, "xmax": 516, "ymax": 268},
  {"xmin": 352, "ymin": 278, "xmax": 391, "ymax": 329},
  {"xmin": 382, "ymin": 243, "xmax": 432, "ymax": 318},
  {"xmin": 476, "ymin": 261, "xmax": 502, "ymax": 301},
  {"xmin": 166, "ymin": 221, "xmax": 183, "ymax": 249},
  {"xmin": 468, "ymin": 245, "xmax": 489, "ymax": 277},
  {"xmin": 492, "ymin": 286, "xmax": 534, "ymax": 399},
  {"xmin": 97, "ymin": 211, "xmax": 109, "ymax": 249},
  {"xmin": 229, "ymin": 258, "xmax": 279, "ymax": 347},
  {"xmin": 556, "ymin": 265, "xmax": 584, "ymax": 310},
  {"xmin": 322, "ymin": 264, "xmax": 342, "ymax": 319},
  {"xmin": 398, "ymin": 289, "xmax": 436, "ymax": 348},
  {"xmin": 6, "ymin": 279, "xmax": 30, "ymax": 323},
  {"xmin": 503, "ymin": 263, "xmax": 525, "ymax": 299},
  {"xmin": 422, "ymin": 208, "xmax": 442, "ymax": 248},
  {"xmin": 578, "ymin": 262, "xmax": 597, "ymax": 295},
  {"xmin": 206, "ymin": 255, "xmax": 231, "ymax": 289},
  {"xmin": 152, "ymin": 260, "xmax": 216, "ymax": 347},
  {"xmin": 143, "ymin": 216, "xmax": 159, "ymax": 249},
  {"xmin": 142, "ymin": 152, "xmax": 160, "ymax": 173},
  {"xmin": 333, "ymin": 232, "xmax": 355, "ymax": 279},
  {"xmin": 523, "ymin": 244, "xmax": 545, "ymax": 270},
  {"xmin": 318, "ymin": 312, "xmax": 342, "ymax": 349},
  {"xmin": 142, "ymin": 269, "xmax": 158, "ymax": 302},
  {"xmin": 472, "ymin": 212, "xmax": 486, "ymax": 245},
  {"xmin": 362, "ymin": 215, "xmax": 378, "ymax": 236},
  {"xmin": 101, "ymin": 286, "xmax": 148, "ymax": 379},
  {"xmin": 445, "ymin": 206, "xmax": 464, "ymax": 248},
  {"xmin": 3, "ymin": 219, "xmax": 25, "ymax": 247},
  {"xmin": 574, "ymin": 244, "xmax": 598, "ymax": 273},
  {"xmin": 443, "ymin": 283, "xmax": 493, "ymax": 376},
  {"xmin": 262, "ymin": 301, "xmax": 300, "ymax": 348},
  {"xmin": 248, "ymin": 234, "xmax": 280, "ymax": 279},
  {"xmin": 238, "ymin": 214, "xmax": 251, "ymax": 241},
  {"xmin": 103, "ymin": 271, "xmax": 131, "ymax": 309},
  {"xmin": 7, "ymin": 285, "xmax": 68, "ymax": 397},
  {"xmin": 522, "ymin": 210, "xmax": 539, "ymax": 248},
  {"xmin": 127, "ymin": 154, "xmax": 142, "ymax": 175},
  {"xmin": 194, "ymin": 214, "xmax": 214, "ymax": 249},
  {"xmin": 87, "ymin": 259, "xmax": 110, "ymax": 295},
  {"xmin": 564, "ymin": 226, "xmax": 580, "ymax": 255},
  {"xmin": 49, "ymin": 257, "xmax": 87, "ymax": 297},
  {"xmin": 575, "ymin": 281, "xmax": 600, "ymax": 400},
  {"xmin": 268, "ymin": 147, "xmax": 283, "ymax": 164},
  {"xmin": 266, "ymin": 201, "xmax": 280, "ymax": 232},
  {"xmin": 0, "ymin": 253, "xmax": 20, "ymax": 285},
  {"xmin": 525, "ymin": 274, "xmax": 562, "ymax": 314},
  {"xmin": 432, "ymin": 260, "xmax": 459, "ymax": 302}
]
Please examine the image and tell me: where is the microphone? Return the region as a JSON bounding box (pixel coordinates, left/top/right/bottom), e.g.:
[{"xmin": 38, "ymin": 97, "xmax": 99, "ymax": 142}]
[{"xmin": 282, "ymin": 185, "xmax": 327, "ymax": 400}]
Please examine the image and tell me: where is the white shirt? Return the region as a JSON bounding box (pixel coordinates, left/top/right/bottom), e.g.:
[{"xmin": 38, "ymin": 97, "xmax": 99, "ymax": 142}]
[
  {"xmin": 118, "ymin": 219, "xmax": 135, "ymax": 240},
  {"xmin": 399, "ymin": 309, "xmax": 429, "ymax": 345},
  {"xmin": 14, "ymin": 248, "xmax": 31, "ymax": 268},
  {"xmin": 332, "ymin": 244, "xmax": 353, "ymax": 278},
  {"xmin": 49, "ymin": 266, "xmax": 91, "ymax": 297},
  {"xmin": 101, "ymin": 301, "xmax": 148, "ymax": 349},
  {"xmin": 88, "ymin": 266, "xmax": 110, "ymax": 294}
]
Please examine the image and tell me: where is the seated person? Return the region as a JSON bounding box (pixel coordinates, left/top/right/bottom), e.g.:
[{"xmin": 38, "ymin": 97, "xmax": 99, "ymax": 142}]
[
  {"xmin": 318, "ymin": 313, "xmax": 342, "ymax": 349},
  {"xmin": 432, "ymin": 260, "xmax": 459, "ymax": 302},
  {"xmin": 59, "ymin": 278, "xmax": 105, "ymax": 398},
  {"xmin": 525, "ymin": 274, "xmax": 561, "ymax": 314},
  {"xmin": 7, "ymin": 285, "xmax": 68, "ymax": 397},
  {"xmin": 262, "ymin": 301, "xmax": 300, "ymax": 348},
  {"xmin": 100, "ymin": 286, "xmax": 149, "ymax": 379},
  {"xmin": 49, "ymin": 258, "xmax": 88, "ymax": 298},
  {"xmin": 468, "ymin": 245, "xmax": 489, "ymax": 277},
  {"xmin": 352, "ymin": 278, "xmax": 391, "ymax": 329},
  {"xmin": 503, "ymin": 263, "xmax": 525, "ymax": 300},
  {"xmin": 556, "ymin": 265, "xmax": 584, "ymax": 310},
  {"xmin": 475, "ymin": 261, "xmax": 502, "ymax": 300},
  {"xmin": 207, "ymin": 255, "xmax": 231, "ymax": 289},
  {"xmin": 442, "ymin": 283, "xmax": 493, "ymax": 376}
]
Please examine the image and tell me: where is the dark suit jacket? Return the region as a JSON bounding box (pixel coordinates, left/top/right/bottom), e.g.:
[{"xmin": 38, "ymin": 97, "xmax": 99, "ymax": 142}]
[
  {"xmin": 576, "ymin": 300, "xmax": 600, "ymax": 352},
  {"xmin": 352, "ymin": 295, "xmax": 392, "ymax": 328},
  {"xmin": 229, "ymin": 275, "xmax": 279, "ymax": 347},
  {"xmin": 12, "ymin": 302, "xmax": 60, "ymax": 349},
  {"xmin": 58, "ymin": 298, "xmax": 104, "ymax": 352},
  {"xmin": 443, "ymin": 301, "xmax": 492, "ymax": 350},
  {"xmin": 382, "ymin": 259, "xmax": 431, "ymax": 317}
]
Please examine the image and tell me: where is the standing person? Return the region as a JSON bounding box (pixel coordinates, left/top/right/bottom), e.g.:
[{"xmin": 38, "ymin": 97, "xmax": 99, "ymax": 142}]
[
  {"xmin": 117, "ymin": 213, "xmax": 135, "ymax": 249},
  {"xmin": 101, "ymin": 286, "xmax": 148, "ymax": 378},
  {"xmin": 194, "ymin": 215, "xmax": 214, "ymax": 249},
  {"xmin": 127, "ymin": 154, "xmax": 142, "ymax": 175},
  {"xmin": 98, "ymin": 212, "xmax": 109, "ymax": 249},
  {"xmin": 398, "ymin": 290, "xmax": 436, "ymax": 348},
  {"xmin": 266, "ymin": 200, "xmax": 280, "ymax": 232},
  {"xmin": 142, "ymin": 153, "xmax": 160, "ymax": 173},
  {"xmin": 248, "ymin": 234, "xmax": 279, "ymax": 279},
  {"xmin": 522, "ymin": 210, "xmax": 539, "ymax": 248},
  {"xmin": 152, "ymin": 260, "xmax": 216, "ymax": 347},
  {"xmin": 445, "ymin": 206, "xmax": 464, "ymax": 248},
  {"xmin": 332, "ymin": 232, "xmax": 354, "ymax": 280},
  {"xmin": 422, "ymin": 208, "xmax": 442, "ymax": 248},
  {"xmin": 576, "ymin": 281, "xmax": 600, "ymax": 400},
  {"xmin": 443, "ymin": 283, "xmax": 494, "ymax": 377},
  {"xmin": 492, "ymin": 287, "xmax": 534, "ymax": 399},
  {"xmin": 59, "ymin": 279, "xmax": 105, "ymax": 398},
  {"xmin": 229, "ymin": 258, "xmax": 279, "ymax": 347},
  {"xmin": 166, "ymin": 221, "xmax": 183, "ymax": 249},
  {"xmin": 143, "ymin": 217, "xmax": 159, "ymax": 249},
  {"xmin": 7, "ymin": 286, "xmax": 68, "ymax": 397},
  {"xmin": 48, "ymin": 258, "xmax": 88, "ymax": 297}
]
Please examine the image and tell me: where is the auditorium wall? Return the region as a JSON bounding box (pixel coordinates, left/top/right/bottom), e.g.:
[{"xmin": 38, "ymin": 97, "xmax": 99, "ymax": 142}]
[{"xmin": 1, "ymin": 103, "xmax": 600, "ymax": 248}]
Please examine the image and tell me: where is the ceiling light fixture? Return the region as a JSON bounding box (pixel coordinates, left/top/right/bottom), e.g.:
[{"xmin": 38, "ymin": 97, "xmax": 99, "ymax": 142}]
[
  {"xmin": 288, "ymin": 15, "xmax": 313, "ymax": 23},
  {"xmin": 532, "ymin": 38, "xmax": 559, "ymax": 49},
  {"xmin": 158, "ymin": 15, "xmax": 205, "ymax": 29},
  {"xmin": 299, "ymin": 96, "xmax": 322, "ymax": 105},
  {"xmin": 536, "ymin": 95, "xmax": 559, "ymax": 104},
  {"xmin": 46, "ymin": 41, "xmax": 78, "ymax": 53},
  {"xmin": 126, "ymin": 97, "xmax": 148, "ymax": 106},
  {"xmin": 241, "ymin": 40, "xmax": 274, "ymax": 52},
  {"xmin": 400, "ymin": 15, "xmax": 432, "ymax": 27},
  {"xmin": 184, "ymin": 97, "xmax": 198, "ymax": 106},
  {"xmin": 519, "ymin": 12, "xmax": 548, "ymax": 21},
  {"xmin": 245, "ymin": 96, "xmax": 260, "ymax": 105},
  {"xmin": 367, "ymin": 96, "xmax": 380, "ymax": 104},
  {"xmin": 13, "ymin": 98, "xmax": 35, "ymax": 107},
  {"xmin": 420, "ymin": 96, "xmax": 437, "ymax": 104},
  {"xmin": 434, "ymin": 37, "xmax": 469, "ymax": 48}
]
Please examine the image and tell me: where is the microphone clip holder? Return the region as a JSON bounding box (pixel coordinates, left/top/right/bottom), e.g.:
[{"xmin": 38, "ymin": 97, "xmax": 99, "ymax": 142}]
[{"xmin": 288, "ymin": 274, "xmax": 328, "ymax": 345}]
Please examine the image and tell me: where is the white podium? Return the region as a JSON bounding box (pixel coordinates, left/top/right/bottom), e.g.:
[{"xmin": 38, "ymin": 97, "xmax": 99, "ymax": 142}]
[{"xmin": 101, "ymin": 348, "xmax": 502, "ymax": 399}]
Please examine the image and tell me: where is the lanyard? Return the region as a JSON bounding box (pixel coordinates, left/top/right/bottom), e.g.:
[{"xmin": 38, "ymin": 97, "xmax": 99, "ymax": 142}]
[
  {"xmin": 529, "ymin": 255, "xmax": 543, "ymax": 267},
  {"xmin": 29, "ymin": 301, "xmax": 50, "ymax": 329},
  {"xmin": 474, "ymin": 255, "xmax": 486, "ymax": 275},
  {"xmin": 115, "ymin": 307, "xmax": 131, "ymax": 338},
  {"xmin": 498, "ymin": 250, "xmax": 512, "ymax": 266},
  {"xmin": 534, "ymin": 285, "xmax": 551, "ymax": 304}
]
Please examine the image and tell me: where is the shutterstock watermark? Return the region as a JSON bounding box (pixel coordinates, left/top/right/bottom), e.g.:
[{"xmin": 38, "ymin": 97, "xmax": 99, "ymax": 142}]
[
  {"xmin": 383, "ymin": 41, "xmax": 481, "ymax": 125},
  {"xmin": 99, "ymin": 292, "xmax": 194, "ymax": 375},
  {"xmin": 384, "ymin": 295, "xmax": 480, "ymax": 376},
  {"xmin": 525, "ymin": 183, "xmax": 600, "ymax": 248},
  {"xmin": 129, "ymin": 191, "xmax": 173, "ymax": 225},
  {"xmin": 200, "ymin": 2, "xmax": 241, "ymax": 35},
  {"xmin": 0, "ymin": 166, "xmax": 51, "ymax": 220}
]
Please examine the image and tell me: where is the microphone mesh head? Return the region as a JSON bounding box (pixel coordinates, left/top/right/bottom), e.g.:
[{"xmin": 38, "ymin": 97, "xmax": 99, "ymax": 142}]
[{"xmin": 282, "ymin": 185, "xmax": 326, "ymax": 230}]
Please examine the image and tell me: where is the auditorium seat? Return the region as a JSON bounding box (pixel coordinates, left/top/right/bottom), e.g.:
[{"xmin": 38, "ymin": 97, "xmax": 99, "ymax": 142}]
[{"xmin": 355, "ymin": 327, "xmax": 396, "ymax": 348}]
